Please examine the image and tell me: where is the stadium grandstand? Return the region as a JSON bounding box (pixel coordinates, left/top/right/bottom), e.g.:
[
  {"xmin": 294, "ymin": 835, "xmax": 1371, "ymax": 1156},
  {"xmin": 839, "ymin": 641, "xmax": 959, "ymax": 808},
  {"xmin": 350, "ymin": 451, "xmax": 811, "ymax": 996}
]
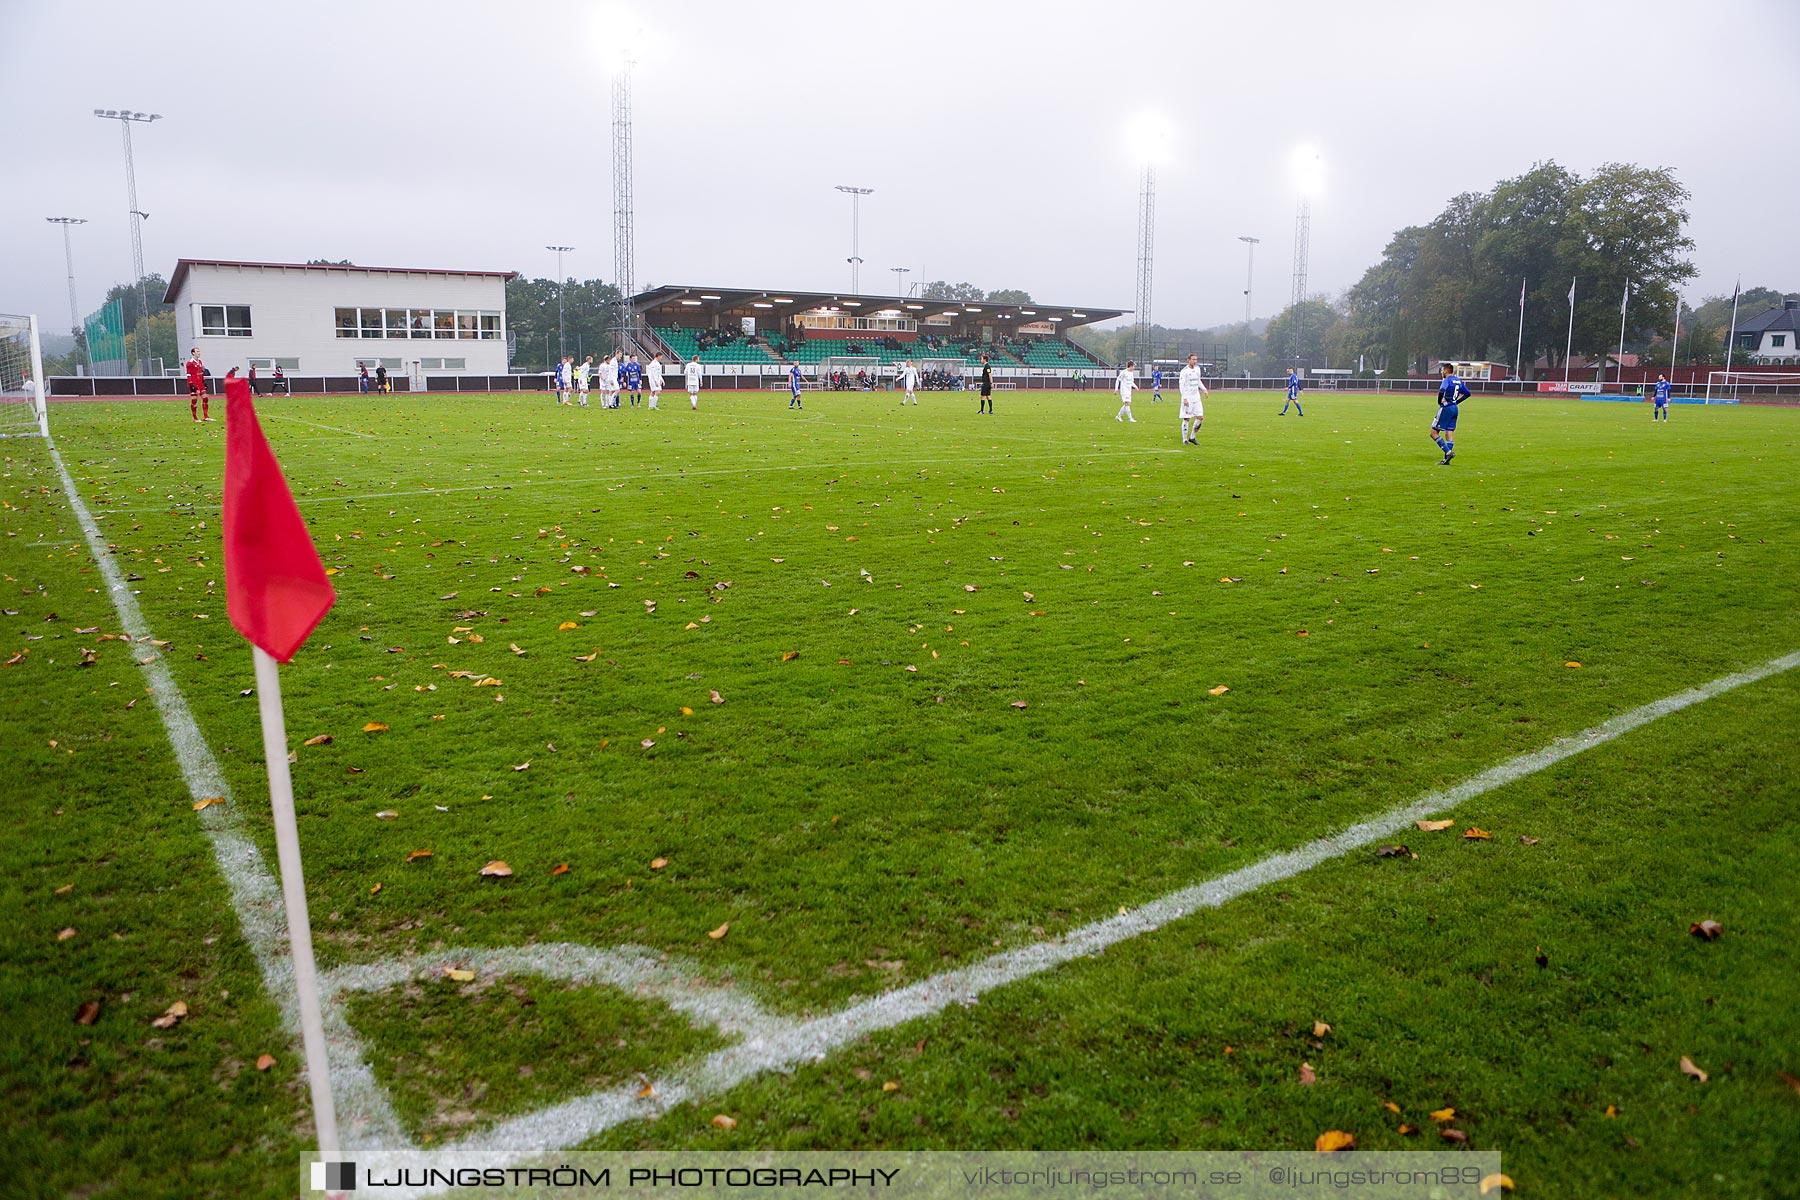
[{"xmin": 628, "ymin": 286, "xmax": 1121, "ymax": 376}]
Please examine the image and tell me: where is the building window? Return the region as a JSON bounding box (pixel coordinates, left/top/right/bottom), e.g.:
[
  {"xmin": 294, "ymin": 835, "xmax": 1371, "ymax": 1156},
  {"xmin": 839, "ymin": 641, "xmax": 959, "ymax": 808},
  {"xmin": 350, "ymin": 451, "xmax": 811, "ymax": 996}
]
[
  {"xmin": 434, "ymin": 311, "xmax": 456, "ymax": 340},
  {"xmin": 480, "ymin": 312, "xmax": 502, "ymax": 340},
  {"xmin": 386, "ymin": 309, "xmax": 411, "ymax": 338},
  {"xmin": 361, "ymin": 308, "xmax": 385, "ymax": 339},
  {"xmin": 1774, "ymin": 334, "xmax": 1789, "ymax": 349},
  {"xmin": 200, "ymin": 304, "xmax": 253, "ymax": 337},
  {"xmin": 335, "ymin": 308, "xmax": 359, "ymax": 339},
  {"xmin": 457, "ymin": 312, "xmax": 478, "ymax": 340}
]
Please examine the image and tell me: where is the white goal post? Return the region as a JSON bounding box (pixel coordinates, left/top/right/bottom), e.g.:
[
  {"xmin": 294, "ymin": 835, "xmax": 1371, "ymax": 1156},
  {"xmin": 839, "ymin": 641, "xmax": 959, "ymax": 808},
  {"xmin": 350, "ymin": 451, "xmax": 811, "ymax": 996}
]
[
  {"xmin": 0, "ymin": 313, "xmax": 50, "ymax": 439},
  {"xmin": 1705, "ymin": 370, "xmax": 1800, "ymax": 403}
]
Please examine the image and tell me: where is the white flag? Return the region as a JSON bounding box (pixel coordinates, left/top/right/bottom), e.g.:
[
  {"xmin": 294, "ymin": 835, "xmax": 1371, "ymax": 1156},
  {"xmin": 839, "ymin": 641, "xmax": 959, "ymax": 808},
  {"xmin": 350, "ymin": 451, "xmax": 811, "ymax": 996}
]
[
  {"xmin": 1567, "ymin": 277, "xmax": 1577, "ymax": 306},
  {"xmin": 1621, "ymin": 278, "xmax": 1631, "ymax": 316}
]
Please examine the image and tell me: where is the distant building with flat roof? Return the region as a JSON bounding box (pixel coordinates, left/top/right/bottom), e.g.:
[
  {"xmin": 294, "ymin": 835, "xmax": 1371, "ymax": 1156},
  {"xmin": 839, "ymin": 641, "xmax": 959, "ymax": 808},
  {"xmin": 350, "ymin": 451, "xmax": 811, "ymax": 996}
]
[{"xmin": 162, "ymin": 259, "xmax": 516, "ymax": 377}]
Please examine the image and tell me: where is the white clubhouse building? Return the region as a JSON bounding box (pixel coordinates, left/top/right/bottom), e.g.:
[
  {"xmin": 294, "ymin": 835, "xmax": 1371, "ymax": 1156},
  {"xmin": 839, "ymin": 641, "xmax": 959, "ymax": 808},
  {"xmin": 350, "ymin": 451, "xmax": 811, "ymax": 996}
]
[{"xmin": 163, "ymin": 259, "xmax": 516, "ymax": 377}]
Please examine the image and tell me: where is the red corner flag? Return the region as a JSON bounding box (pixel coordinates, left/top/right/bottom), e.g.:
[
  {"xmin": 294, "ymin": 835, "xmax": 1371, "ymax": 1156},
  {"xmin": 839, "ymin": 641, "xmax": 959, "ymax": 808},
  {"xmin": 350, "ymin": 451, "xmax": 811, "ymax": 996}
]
[{"xmin": 223, "ymin": 377, "xmax": 334, "ymax": 661}]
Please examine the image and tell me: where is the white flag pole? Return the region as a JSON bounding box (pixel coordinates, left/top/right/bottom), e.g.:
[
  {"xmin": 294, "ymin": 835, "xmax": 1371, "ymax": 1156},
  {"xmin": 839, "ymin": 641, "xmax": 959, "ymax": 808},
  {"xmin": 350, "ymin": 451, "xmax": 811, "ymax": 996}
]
[
  {"xmin": 1563, "ymin": 277, "xmax": 1577, "ymax": 384},
  {"xmin": 1723, "ymin": 282, "xmax": 1741, "ymax": 375},
  {"xmin": 1515, "ymin": 277, "xmax": 1526, "ymax": 384},
  {"xmin": 1670, "ymin": 298, "xmax": 1681, "ymax": 378},
  {"xmin": 1616, "ymin": 279, "xmax": 1631, "ymax": 390},
  {"xmin": 251, "ymin": 645, "xmax": 340, "ymax": 1157}
]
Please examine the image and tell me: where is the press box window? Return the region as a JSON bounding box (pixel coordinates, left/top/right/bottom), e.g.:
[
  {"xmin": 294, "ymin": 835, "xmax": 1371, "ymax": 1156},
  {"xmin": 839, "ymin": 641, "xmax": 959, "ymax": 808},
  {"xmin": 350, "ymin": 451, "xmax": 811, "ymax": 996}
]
[{"xmin": 199, "ymin": 304, "xmax": 253, "ymax": 337}]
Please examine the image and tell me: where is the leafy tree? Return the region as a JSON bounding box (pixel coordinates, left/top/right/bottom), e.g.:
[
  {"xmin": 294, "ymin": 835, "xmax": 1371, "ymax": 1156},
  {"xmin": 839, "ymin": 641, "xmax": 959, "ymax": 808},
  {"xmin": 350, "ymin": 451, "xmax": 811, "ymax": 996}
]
[
  {"xmin": 307, "ymin": 259, "xmax": 355, "ymax": 266},
  {"xmin": 921, "ymin": 281, "xmax": 986, "ymax": 302},
  {"xmin": 986, "ymin": 288, "xmax": 1032, "ymax": 304},
  {"xmin": 1340, "ymin": 161, "xmax": 1696, "ymax": 377},
  {"xmin": 1263, "ymin": 298, "xmax": 1342, "ymax": 368},
  {"xmin": 504, "ymin": 276, "xmax": 623, "ymax": 371}
]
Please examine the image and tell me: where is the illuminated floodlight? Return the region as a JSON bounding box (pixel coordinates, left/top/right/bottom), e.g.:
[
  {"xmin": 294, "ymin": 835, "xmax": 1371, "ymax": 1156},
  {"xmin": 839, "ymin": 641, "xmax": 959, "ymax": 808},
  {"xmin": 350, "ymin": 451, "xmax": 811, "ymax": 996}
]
[
  {"xmin": 1124, "ymin": 111, "xmax": 1175, "ymax": 166},
  {"xmin": 752, "ymin": 302, "xmax": 773, "ymax": 308},
  {"xmin": 1292, "ymin": 145, "xmax": 1325, "ymax": 198},
  {"xmin": 590, "ymin": 4, "xmax": 659, "ymax": 70}
]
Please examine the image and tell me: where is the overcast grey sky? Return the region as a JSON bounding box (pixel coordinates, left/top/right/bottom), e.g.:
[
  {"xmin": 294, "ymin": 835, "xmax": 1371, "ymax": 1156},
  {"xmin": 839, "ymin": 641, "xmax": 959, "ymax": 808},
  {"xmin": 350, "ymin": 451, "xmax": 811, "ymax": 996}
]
[{"xmin": 3, "ymin": 0, "xmax": 1795, "ymax": 335}]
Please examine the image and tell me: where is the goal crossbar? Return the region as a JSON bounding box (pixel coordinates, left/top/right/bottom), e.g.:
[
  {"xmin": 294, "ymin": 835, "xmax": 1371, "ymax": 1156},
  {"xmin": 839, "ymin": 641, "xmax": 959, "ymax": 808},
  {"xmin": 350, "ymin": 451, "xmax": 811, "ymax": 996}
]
[{"xmin": 1705, "ymin": 370, "xmax": 1800, "ymax": 402}]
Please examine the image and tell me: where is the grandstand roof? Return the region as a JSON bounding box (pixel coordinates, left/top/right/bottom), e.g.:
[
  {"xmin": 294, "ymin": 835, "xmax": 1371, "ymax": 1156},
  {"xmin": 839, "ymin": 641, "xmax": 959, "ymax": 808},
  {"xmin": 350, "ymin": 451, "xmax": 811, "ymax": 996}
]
[
  {"xmin": 630, "ymin": 285, "xmax": 1125, "ymax": 329},
  {"xmin": 162, "ymin": 259, "xmax": 517, "ymax": 303}
]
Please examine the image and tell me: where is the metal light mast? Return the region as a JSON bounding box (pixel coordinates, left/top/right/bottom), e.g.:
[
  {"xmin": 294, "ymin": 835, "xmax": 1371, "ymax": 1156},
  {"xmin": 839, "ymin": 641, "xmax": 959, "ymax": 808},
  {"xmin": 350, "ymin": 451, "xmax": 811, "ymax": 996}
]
[
  {"xmin": 47, "ymin": 218, "xmax": 89, "ymax": 367},
  {"xmin": 611, "ymin": 59, "xmax": 636, "ymax": 346},
  {"xmin": 834, "ymin": 186, "xmax": 873, "ymax": 293},
  {"xmin": 546, "ymin": 245, "xmax": 574, "ymax": 360},
  {"xmin": 1134, "ymin": 163, "xmax": 1156, "ymax": 372},
  {"xmin": 1289, "ymin": 197, "xmax": 1311, "ymax": 366},
  {"xmin": 94, "ymin": 109, "xmax": 160, "ymax": 373},
  {"xmin": 890, "ymin": 266, "xmax": 910, "ymax": 296},
  {"xmin": 1236, "ymin": 235, "xmax": 1259, "ymax": 358}
]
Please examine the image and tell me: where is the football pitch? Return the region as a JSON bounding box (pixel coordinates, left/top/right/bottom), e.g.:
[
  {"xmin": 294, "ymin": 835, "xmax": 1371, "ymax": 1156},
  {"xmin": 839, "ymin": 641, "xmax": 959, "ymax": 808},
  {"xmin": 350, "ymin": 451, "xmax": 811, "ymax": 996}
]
[{"xmin": 4, "ymin": 388, "xmax": 1798, "ymax": 1197}]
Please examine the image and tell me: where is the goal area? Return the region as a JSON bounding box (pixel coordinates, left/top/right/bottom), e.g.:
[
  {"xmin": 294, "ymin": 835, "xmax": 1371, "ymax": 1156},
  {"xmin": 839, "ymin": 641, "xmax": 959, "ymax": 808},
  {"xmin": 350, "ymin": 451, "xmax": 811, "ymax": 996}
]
[
  {"xmin": 0, "ymin": 314, "xmax": 49, "ymax": 439},
  {"xmin": 1706, "ymin": 371, "xmax": 1800, "ymax": 402}
]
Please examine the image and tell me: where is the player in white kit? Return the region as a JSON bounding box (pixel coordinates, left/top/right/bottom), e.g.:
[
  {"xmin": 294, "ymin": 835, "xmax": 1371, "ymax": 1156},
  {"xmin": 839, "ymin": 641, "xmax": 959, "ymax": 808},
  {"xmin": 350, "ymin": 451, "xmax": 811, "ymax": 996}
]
[
  {"xmin": 900, "ymin": 360, "xmax": 920, "ymax": 405},
  {"xmin": 576, "ymin": 355, "xmax": 593, "ymax": 407},
  {"xmin": 646, "ymin": 354, "xmax": 665, "ymax": 409},
  {"xmin": 685, "ymin": 357, "xmax": 703, "ymax": 409},
  {"xmin": 1114, "ymin": 360, "xmax": 1137, "ymax": 422},
  {"xmin": 600, "ymin": 352, "xmax": 621, "ymax": 409},
  {"xmin": 1178, "ymin": 353, "xmax": 1207, "ymax": 445}
]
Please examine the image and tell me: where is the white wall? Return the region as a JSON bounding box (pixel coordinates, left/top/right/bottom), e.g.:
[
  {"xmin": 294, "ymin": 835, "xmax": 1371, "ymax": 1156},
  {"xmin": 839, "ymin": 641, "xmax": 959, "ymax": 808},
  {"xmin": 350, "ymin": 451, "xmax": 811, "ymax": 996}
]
[
  {"xmin": 1756, "ymin": 329, "xmax": 1798, "ymax": 361},
  {"xmin": 169, "ymin": 263, "xmax": 510, "ymax": 375}
]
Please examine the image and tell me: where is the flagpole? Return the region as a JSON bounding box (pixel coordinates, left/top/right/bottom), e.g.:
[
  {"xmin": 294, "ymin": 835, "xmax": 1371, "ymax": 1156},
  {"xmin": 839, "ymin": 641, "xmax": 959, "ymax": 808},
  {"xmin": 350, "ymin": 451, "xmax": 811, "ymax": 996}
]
[
  {"xmin": 1670, "ymin": 298, "xmax": 1681, "ymax": 379},
  {"xmin": 1616, "ymin": 279, "xmax": 1631, "ymax": 390},
  {"xmin": 251, "ymin": 645, "xmax": 340, "ymax": 1157},
  {"xmin": 1724, "ymin": 282, "xmax": 1741, "ymax": 374},
  {"xmin": 1563, "ymin": 277, "xmax": 1577, "ymax": 384},
  {"xmin": 1515, "ymin": 276, "xmax": 1526, "ymax": 385}
]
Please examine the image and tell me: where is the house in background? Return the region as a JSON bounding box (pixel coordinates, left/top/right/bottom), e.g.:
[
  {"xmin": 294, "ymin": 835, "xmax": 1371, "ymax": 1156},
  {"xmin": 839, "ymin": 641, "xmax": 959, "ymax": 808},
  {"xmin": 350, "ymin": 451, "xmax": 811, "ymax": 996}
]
[{"xmin": 1733, "ymin": 298, "xmax": 1800, "ymax": 364}]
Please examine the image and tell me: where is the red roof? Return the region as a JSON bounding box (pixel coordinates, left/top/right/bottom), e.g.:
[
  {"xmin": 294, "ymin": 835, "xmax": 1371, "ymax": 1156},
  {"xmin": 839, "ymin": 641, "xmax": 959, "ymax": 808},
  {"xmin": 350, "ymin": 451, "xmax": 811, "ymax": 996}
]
[{"xmin": 163, "ymin": 258, "xmax": 517, "ymax": 303}]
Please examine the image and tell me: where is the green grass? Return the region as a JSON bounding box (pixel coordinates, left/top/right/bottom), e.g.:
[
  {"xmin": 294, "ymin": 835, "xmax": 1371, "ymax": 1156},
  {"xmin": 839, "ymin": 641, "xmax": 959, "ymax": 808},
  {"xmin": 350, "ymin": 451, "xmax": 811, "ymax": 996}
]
[{"xmin": 3, "ymin": 388, "xmax": 1797, "ymax": 1197}]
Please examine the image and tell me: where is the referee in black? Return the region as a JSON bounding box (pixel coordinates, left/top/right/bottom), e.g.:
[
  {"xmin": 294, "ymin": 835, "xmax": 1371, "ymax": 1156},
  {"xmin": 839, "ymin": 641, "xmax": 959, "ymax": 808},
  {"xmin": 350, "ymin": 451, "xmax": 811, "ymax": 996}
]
[{"xmin": 977, "ymin": 353, "xmax": 993, "ymax": 414}]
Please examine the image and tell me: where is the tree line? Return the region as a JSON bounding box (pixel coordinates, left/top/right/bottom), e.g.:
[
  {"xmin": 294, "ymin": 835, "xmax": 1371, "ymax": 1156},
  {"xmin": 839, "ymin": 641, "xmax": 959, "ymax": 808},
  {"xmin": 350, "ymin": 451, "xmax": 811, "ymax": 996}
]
[{"xmin": 1079, "ymin": 162, "xmax": 1789, "ymax": 377}]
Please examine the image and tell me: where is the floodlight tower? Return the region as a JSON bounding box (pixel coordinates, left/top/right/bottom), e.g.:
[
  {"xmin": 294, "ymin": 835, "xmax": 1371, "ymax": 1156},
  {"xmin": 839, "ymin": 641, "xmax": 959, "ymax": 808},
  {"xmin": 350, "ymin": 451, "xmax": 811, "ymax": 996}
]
[
  {"xmin": 834, "ymin": 186, "xmax": 873, "ymax": 293},
  {"xmin": 546, "ymin": 245, "xmax": 574, "ymax": 359},
  {"xmin": 47, "ymin": 218, "xmax": 89, "ymax": 367},
  {"xmin": 1289, "ymin": 147, "xmax": 1322, "ymax": 366},
  {"xmin": 1236, "ymin": 235, "xmax": 1260, "ymax": 357},
  {"xmin": 94, "ymin": 108, "xmax": 161, "ymax": 373},
  {"xmin": 891, "ymin": 266, "xmax": 910, "ymax": 296},
  {"xmin": 611, "ymin": 55, "xmax": 637, "ymax": 346},
  {"xmin": 1126, "ymin": 114, "xmax": 1172, "ymax": 374}
]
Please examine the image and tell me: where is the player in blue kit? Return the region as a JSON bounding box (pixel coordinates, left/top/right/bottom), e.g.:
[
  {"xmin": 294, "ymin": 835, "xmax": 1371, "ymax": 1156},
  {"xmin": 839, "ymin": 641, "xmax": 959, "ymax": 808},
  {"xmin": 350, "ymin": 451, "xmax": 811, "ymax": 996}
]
[
  {"xmin": 623, "ymin": 355, "xmax": 644, "ymax": 406},
  {"xmin": 1281, "ymin": 368, "xmax": 1304, "ymax": 416},
  {"xmin": 1432, "ymin": 361, "xmax": 1469, "ymax": 464},
  {"xmin": 1653, "ymin": 374, "xmax": 1672, "ymax": 421},
  {"xmin": 1151, "ymin": 365, "xmax": 1164, "ymax": 403},
  {"xmin": 789, "ymin": 362, "xmax": 803, "ymax": 409}
]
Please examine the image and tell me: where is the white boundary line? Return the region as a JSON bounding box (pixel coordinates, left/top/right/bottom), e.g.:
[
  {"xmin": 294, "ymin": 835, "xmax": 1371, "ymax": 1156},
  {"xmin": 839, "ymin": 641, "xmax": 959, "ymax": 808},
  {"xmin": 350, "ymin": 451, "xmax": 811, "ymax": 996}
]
[
  {"xmin": 261, "ymin": 412, "xmax": 382, "ymax": 439},
  {"xmin": 41, "ymin": 432, "xmax": 1800, "ymax": 1174}
]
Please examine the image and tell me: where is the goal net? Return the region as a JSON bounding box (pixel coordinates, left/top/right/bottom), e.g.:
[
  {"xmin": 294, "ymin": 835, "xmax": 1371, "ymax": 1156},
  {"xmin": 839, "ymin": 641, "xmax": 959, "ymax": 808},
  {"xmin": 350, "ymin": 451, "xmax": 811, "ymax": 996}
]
[
  {"xmin": 1705, "ymin": 371, "xmax": 1800, "ymax": 403},
  {"xmin": 0, "ymin": 314, "xmax": 49, "ymax": 439}
]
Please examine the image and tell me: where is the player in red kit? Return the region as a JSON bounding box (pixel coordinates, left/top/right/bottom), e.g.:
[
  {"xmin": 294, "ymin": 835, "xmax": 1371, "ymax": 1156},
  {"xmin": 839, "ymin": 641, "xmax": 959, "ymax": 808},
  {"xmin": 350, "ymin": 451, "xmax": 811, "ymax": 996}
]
[{"xmin": 185, "ymin": 349, "xmax": 211, "ymax": 421}]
